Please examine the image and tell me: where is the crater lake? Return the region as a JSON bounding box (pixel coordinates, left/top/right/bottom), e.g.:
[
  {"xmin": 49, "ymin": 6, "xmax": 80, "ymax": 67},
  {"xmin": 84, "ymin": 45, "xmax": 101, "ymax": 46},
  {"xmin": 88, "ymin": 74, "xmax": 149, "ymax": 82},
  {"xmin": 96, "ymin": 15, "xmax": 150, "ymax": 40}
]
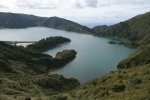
[{"xmin": 0, "ymin": 27, "xmax": 135, "ymax": 83}]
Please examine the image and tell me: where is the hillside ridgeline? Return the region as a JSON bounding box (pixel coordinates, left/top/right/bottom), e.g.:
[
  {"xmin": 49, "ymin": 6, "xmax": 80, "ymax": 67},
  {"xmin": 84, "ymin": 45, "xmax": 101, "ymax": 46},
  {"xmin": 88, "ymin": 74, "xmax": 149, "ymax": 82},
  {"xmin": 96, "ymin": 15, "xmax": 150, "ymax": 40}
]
[
  {"xmin": 92, "ymin": 12, "xmax": 150, "ymax": 69},
  {"xmin": 0, "ymin": 12, "xmax": 94, "ymax": 34},
  {"xmin": 92, "ymin": 12, "xmax": 150, "ymax": 43}
]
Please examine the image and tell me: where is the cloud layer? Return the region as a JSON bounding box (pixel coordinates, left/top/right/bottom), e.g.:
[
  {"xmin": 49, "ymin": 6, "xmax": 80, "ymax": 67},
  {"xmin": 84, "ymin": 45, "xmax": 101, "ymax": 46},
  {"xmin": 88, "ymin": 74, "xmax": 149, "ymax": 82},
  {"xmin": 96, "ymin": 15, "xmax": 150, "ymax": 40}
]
[
  {"xmin": 0, "ymin": 0, "xmax": 150, "ymax": 26},
  {"xmin": 75, "ymin": 0, "xmax": 98, "ymax": 8},
  {"xmin": 16, "ymin": 0, "xmax": 59, "ymax": 9},
  {"xmin": 0, "ymin": 0, "xmax": 149, "ymax": 9}
]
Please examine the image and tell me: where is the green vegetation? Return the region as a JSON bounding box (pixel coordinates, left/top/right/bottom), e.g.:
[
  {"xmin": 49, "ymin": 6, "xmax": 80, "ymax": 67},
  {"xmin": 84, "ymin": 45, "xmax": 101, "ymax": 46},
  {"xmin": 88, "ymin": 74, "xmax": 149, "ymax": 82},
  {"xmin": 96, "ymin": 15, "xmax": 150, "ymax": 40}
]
[
  {"xmin": 108, "ymin": 41, "xmax": 138, "ymax": 48},
  {"xmin": 0, "ymin": 41, "xmax": 79, "ymax": 99},
  {"xmin": 0, "ymin": 12, "xmax": 94, "ymax": 34},
  {"xmin": 40, "ymin": 17, "xmax": 94, "ymax": 34},
  {"xmin": 92, "ymin": 12, "xmax": 150, "ymax": 69},
  {"xmin": 26, "ymin": 36, "xmax": 71, "ymax": 52},
  {"xmin": 92, "ymin": 12, "xmax": 150, "ymax": 43},
  {"xmin": 117, "ymin": 43, "xmax": 150, "ymax": 69},
  {"xmin": 119, "ymin": 41, "xmax": 139, "ymax": 48},
  {"xmin": 59, "ymin": 64, "xmax": 150, "ymax": 100},
  {"xmin": 108, "ymin": 41, "xmax": 117, "ymax": 44},
  {"xmin": 50, "ymin": 50, "xmax": 77, "ymax": 69}
]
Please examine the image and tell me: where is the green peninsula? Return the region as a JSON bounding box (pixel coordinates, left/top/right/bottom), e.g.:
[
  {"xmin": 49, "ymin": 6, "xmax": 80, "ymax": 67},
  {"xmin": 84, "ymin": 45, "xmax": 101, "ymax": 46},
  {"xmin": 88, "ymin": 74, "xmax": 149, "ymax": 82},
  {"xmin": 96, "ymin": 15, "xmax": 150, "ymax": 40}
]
[
  {"xmin": 0, "ymin": 41, "xmax": 79, "ymax": 99},
  {"xmin": 26, "ymin": 36, "xmax": 71, "ymax": 52}
]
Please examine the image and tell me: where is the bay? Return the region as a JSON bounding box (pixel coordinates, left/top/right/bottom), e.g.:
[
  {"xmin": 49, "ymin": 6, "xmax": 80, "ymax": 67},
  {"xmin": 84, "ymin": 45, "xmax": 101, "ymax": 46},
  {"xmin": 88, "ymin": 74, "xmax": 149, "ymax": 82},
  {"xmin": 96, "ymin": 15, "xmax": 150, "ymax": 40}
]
[{"xmin": 0, "ymin": 27, "xmax": 135, "ymax": 83}]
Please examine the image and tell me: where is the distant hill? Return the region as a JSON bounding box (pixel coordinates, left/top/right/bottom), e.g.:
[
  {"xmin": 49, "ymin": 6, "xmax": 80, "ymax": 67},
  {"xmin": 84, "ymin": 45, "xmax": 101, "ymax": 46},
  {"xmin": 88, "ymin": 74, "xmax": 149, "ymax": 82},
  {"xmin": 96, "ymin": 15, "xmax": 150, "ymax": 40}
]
[
  {"xmin": 0, "ymin": 12, "xmax": 46, "ymax": 28},
  {"xmin": 92, "ymin": 11, "xmax": 150, "ymax": 69},
  {"xmin": 0, "ymin": 12, "xmax": 94, "ymax": 34},
  {"xmin": 40, "ymin": 17, "xmax": 94, "ymax": 34},
  {"xmin": 92, "ymin": 12, "xmax": 150, "ymax": 42}
]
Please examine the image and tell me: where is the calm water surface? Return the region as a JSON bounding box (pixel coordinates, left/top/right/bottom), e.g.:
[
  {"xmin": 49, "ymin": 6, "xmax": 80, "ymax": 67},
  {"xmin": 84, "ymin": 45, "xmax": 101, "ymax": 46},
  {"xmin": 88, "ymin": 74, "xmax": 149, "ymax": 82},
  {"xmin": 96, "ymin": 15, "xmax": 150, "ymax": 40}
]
[{"xmin": 0, "ymin": 27, "xmax": 135, "ymax": 83}]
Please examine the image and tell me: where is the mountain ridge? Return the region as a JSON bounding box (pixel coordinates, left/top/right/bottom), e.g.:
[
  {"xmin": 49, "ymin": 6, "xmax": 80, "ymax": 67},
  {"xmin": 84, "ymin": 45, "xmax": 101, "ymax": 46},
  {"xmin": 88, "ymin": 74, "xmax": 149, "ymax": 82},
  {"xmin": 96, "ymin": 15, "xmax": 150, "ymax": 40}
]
[
  {"xmin": 92, "ymin": 12, "xmax": 150, "ymax": 43},
  {"xmin": 0, "ymin": 12, "xmax": 94, "ymax": 34}
]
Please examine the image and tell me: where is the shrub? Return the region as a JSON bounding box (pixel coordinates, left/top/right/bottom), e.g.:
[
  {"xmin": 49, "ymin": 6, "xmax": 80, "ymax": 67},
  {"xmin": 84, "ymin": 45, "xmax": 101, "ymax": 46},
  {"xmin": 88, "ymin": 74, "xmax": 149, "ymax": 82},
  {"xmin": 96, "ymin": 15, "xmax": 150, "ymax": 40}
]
[
  {"xmin": 111, "ymin": 84, "xmax": 126, "ymax": 92},
  {"xmin": 101, "ymin": 77, "xmax": 108, "ymax": 83},
  {"xmin": 117, "ymin": 75, "xmax": 123, "ymax": 79},
  {"xmin": 99, "ymin": 91, "xmax": 109, "ymax": 97},
  {"xmin": 118, "ymin": 80, "xmax": 123, "ymax": 83},
  {"xmin": 130, "ymin": 78, "xmax": 142, "ymax": 84},
  {"xmin": 92, "ymin": 81, "xmax": 97, "ymax": 86},
  {"xmin": 25, "ymin": 97, "xmax": 31, "ymax": 100},
  {"xmin": 144, "ymin": 70, "xmax": 150, "ymax": 75}
]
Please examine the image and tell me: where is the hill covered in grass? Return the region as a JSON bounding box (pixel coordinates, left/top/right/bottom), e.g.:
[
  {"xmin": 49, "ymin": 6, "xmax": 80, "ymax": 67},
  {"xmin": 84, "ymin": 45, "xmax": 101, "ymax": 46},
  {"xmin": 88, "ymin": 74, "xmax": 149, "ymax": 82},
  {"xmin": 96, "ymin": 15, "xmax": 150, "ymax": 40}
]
[
  {"xmin": 0, "ymin": 12, "xmax": 94, "ymax": 34},
  {"xmin": 40, "ymin": 17, "xmax": 94, "ymax": 34},
  {"xmin": 0, "ymin": 41, "xmax": 79, "ymax": 99},
  {"xmin": 92, "ymin": 12, "xmax": 150, "ymax": 42},
  {"xmin": 0, "ymin": 12, "xmax": 45, "ymax": 28},
  {"xmin": 57, "ymin": 64, "xmax": 149, "ymax": 100}
]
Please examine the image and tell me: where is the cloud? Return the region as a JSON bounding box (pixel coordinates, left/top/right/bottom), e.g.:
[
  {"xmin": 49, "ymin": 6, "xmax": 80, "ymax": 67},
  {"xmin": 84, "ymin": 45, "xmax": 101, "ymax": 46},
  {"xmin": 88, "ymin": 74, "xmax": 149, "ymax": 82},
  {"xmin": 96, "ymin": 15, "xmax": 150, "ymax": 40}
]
[
  {"xmin": 0, "ymin": 0, "xmax": 16, "ymax": 8},
  {"xmin": 98, "ymin": 0, "xmax": 150, "ymax": 7},
  {"xmin": 0, "ymin": 5, "xmax": 6, "ymax": 8},
  {"xmin": 75, "ymin": 0, "xmax": 98, "ymax": 8},
  {"xmin": 16, "ymin": 0, "xmax": 60, "ymax": 9},
  {"xmin": 112, "ymin": 0, "xmax": 150, "ymax": 5}
]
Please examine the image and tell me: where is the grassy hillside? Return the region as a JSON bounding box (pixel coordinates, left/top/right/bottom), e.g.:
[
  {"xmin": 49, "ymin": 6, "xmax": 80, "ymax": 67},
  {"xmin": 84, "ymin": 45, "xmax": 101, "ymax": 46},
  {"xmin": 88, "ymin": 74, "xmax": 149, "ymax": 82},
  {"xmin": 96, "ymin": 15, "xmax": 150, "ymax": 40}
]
[
  {"xmin": 117, "ymin": 43, "xmax": 150, "ymax": 69},
  {"xmin": 40, "ymin": 17, "xmax": 94, "ymax": 34},
  {"xmin": 92, "ymin": 12, "xmax": 150, "ymax": 42},
  {"xmin": 0, "ymin": 41, "xmax": 79, "ymax": 99},
  {"xmin": 0, "ymin": 12, "xmax": 94, "ymax": 34},
  {"xmin": 60, "ymin": 64, "xmax": 150, "ymax": 100},
  {"xmin": 0, "ymin": 12, "xmax": 45, "ymax": 28}
]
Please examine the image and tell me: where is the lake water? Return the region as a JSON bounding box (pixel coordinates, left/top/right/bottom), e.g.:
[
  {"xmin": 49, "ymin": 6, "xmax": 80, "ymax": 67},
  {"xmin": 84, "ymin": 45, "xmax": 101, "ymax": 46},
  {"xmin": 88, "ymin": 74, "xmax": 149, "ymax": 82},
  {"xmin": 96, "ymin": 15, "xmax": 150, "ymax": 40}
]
[{"xmin": 0, "ymin": 27, "xmax": 135, "ymax": 83}]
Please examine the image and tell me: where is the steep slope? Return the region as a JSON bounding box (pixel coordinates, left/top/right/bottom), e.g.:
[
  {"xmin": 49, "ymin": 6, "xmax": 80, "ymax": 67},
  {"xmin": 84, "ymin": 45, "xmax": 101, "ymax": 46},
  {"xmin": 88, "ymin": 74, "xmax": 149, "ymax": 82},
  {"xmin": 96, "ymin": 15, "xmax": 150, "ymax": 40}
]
[
  {"xmin": 39, "ymin": 17, "xmax": 94, "ymax": 34},
  {"xmin": 92, "ymin": 12, "xmax": 150, "ymax": 69},
  {"xmin": 0, "ymin": 12, "xmax": 46, "ymax": 28},
  {"xmin": 92, "ymin": 12, "xmax": 150, "ymax": 42},
  {"xmin": 0, "ymin": 41, "xmax": 79, "ymax": 99},
  {"xmin": 57, "ymin": 64, "xmax": 150, "ymax": 100},
  {"xmin": 117, "ymin": 37, "xmax": 150, "ymax": 69},
  {"xmin": 0, "ymin": 12, "xmax": 94, "ymax": 34}
]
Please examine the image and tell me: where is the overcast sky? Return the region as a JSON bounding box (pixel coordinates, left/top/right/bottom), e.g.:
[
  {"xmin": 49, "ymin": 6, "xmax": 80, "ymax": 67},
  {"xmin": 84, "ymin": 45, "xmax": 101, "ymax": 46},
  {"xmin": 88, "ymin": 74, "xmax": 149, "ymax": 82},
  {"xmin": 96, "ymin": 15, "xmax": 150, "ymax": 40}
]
[{"xmin": 0, "ymin": 0, "xmax": 150, "ymax": 27}]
